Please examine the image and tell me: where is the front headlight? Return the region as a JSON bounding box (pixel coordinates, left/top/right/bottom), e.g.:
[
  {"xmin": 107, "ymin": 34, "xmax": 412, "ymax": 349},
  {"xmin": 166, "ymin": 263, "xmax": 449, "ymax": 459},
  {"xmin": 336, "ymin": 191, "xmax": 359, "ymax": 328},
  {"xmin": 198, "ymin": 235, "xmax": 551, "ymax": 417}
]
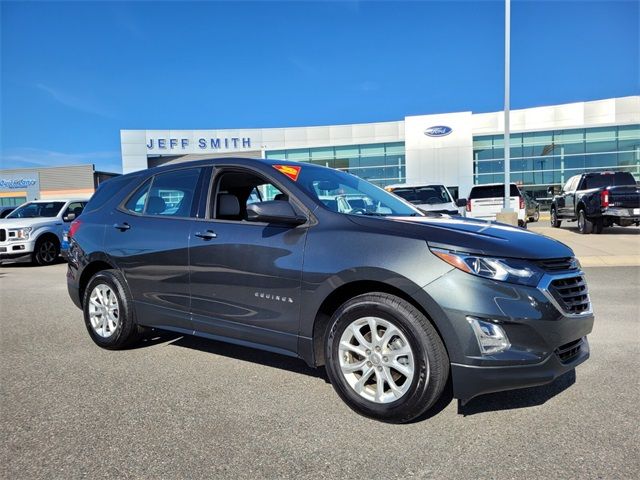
[
  {"xmin": 430, "ymin": 247, "xmax": 543, "ymax": 287},
  {"xmin": 8, "ymin": 227, "xmax": 32, "ymax": 241}
]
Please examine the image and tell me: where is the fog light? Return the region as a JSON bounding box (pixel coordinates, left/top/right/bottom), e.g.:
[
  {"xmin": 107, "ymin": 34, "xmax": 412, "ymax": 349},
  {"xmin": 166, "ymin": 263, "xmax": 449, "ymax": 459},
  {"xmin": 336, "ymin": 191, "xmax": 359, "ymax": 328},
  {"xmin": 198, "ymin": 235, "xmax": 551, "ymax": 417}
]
[{"xmin": 466, "ymin": 316, "xmax": 510, "ymax": 355}]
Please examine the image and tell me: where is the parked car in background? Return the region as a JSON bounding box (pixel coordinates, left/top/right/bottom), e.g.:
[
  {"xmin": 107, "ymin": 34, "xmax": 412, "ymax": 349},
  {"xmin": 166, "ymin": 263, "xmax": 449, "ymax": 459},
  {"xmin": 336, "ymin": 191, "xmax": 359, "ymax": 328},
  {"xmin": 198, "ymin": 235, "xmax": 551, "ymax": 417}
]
[
  {"xmin": 523, "ymin": 192, "xmax": 540, "ymax": 222},
  {"xmin": 550, "ymin": 171, "xmax": 640, "ymax": 234},
  {"xmin": 464, "ymin": 183, "xmax": 527, "ymax": 227},
  {"xmin": 67, "ymin": 158, "xmax": 593, "ymax": 423},
  {"xmin": 0, "ymin": 206, "xmax": 16, "ymax": 218},
  {"xmin": 384, "ymin": 183, "xmax": 462, "ymax": 214},
  {"xmin": 0, "ymin": 199, "xmax": 87, "ymax": 265}
]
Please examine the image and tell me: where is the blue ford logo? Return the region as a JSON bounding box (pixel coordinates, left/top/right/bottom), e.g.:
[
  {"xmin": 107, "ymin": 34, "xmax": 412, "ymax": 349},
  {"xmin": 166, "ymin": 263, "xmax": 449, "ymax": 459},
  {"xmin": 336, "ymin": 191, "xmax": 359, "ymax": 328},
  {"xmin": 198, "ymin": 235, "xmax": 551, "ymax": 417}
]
[{"xmin": 424, "ymin": 126, "xmax": 452, "ymax": 137}]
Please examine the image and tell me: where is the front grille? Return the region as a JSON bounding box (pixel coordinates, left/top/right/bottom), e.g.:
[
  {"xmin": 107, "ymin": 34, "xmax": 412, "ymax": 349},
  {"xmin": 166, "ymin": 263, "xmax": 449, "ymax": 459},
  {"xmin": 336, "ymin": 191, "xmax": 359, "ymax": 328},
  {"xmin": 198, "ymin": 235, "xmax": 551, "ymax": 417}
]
[
  {"xmin": 535, "ymin": 257, "xmax": 579, "ymax": 273},
  {"xmin": 0, "ymin": 229, "xmax": 5, "ymax": 242},
  {"xmin": 556, "ymin": 338, "xmax": 583, "ymax": 364},
  {"xmin": 548, "ymin": 275, "xmax": 590, "ymax": 315}
]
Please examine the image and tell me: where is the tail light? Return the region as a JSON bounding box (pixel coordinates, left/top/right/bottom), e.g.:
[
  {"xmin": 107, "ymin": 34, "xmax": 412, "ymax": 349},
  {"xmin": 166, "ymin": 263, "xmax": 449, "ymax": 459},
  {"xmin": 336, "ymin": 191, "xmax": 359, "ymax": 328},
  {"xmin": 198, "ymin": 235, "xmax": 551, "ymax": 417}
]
[
  {"xmin": 68, "ymin": 219, "xmax": 82, "ymax": 239},
  {"xmin": 519, "ymin": 196, "xmax": 525, "ymax": 210},
  {"xmin": 601, "ymin": 189, "xmax": 609, "ymax": 207},
  {"xmin": 466, "ymin": 201, "xmax": 471, "ymax": 212}
]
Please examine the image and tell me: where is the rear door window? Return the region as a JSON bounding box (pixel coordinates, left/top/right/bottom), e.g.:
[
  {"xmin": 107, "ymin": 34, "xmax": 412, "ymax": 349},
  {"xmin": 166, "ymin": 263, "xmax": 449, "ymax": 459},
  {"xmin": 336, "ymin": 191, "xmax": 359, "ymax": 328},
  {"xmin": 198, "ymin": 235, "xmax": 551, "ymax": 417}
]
[
  {"xmin": 145, "ymin": 168, "xmax": 202, "ymax": 217},
  {"xmin": 124, "ymin": 178, "xmax": 152, "ymax": 214}
]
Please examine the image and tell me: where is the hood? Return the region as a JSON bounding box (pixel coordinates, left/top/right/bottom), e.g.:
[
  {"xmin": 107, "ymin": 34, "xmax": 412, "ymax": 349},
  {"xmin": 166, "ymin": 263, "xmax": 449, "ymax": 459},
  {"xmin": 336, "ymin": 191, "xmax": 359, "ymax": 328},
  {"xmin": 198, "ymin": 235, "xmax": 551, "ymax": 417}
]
[
  {"xmin": 348, "ymin": 214, "xmax": 574, "ymax": 260},
  {"xmin": 0, "ymin": 217, "xmax": 59, "ymax": 230}
]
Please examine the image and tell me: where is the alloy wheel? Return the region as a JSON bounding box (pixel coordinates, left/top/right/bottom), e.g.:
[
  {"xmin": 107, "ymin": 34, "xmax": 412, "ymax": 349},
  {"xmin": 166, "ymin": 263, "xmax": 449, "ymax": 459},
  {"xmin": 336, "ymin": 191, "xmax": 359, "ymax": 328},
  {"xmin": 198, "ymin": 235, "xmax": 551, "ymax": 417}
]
[
  {"xmin": 88, "ymin": 284, "xmax": 120, "ymax": 338},
  {"xmin": 338, "ymin": 316, "xmax": 417, "ymax": 404},
  {"xmin": 39, "ymin": 241, "xmax": 57, "ymax": 263}
]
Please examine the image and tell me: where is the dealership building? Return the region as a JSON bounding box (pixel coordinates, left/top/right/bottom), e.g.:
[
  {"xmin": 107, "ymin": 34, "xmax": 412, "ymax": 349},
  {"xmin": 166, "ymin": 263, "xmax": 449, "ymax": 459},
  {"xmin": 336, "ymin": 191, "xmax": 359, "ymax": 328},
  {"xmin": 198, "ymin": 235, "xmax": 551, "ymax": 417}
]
[
  {"xmin": 0, "ymin": 165, "xmax": 118, "ymax": 207},
  {"xmin": 116, "ymin": 95, "xmax": 635, "ymax": 200}
]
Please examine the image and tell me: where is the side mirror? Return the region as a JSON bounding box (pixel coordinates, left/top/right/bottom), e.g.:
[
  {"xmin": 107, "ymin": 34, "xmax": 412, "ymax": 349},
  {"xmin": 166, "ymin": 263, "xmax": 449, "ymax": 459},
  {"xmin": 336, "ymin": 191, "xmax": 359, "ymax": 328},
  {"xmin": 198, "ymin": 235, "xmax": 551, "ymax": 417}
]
[
  {"xmin": 246, "ymin": 200, "xmax": 307, "ymax": 226},
  {"xmin": 455, "ymin": 198, "xmax": 467, "ymax": 208},
  {"xmin": 547, "ymin": 186, "xmax": 555, "ymax": 196},
  {"xmin": 63, "ymin": 213, "xmax": 76, "ymax": 222}
]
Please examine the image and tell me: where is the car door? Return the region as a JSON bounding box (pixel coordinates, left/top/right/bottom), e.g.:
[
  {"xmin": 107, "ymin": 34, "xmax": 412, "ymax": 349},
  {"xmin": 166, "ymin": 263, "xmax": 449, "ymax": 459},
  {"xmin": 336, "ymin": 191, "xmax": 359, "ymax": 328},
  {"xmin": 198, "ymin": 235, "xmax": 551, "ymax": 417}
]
[
  {"xmin": 188, "ymin": 167, "xmax": 309, "ymax": 355},
  {"xmin": 559, "ymin": 176, "xmax": 578, "ymax": 217},
  {"xmin": 104, "ymin": 166, "xmax": 208, "ymax": 332}
]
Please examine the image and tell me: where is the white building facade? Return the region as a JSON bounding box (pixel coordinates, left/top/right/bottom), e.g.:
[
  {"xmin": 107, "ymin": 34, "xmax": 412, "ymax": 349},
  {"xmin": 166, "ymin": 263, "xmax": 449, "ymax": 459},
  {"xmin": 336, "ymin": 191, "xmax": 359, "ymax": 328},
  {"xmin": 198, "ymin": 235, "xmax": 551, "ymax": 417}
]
[{"xmin": 121, "ymin": 96, "xmax": 639, "ymax": 200}]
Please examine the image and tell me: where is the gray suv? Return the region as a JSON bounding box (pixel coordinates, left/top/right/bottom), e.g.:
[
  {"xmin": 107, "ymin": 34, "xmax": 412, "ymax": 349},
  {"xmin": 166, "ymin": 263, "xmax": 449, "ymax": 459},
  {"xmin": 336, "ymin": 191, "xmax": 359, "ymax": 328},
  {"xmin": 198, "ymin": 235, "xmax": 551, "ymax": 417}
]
[{"xmin": 66, "ymin": 158, "xmax": 593, "ymax": 423}]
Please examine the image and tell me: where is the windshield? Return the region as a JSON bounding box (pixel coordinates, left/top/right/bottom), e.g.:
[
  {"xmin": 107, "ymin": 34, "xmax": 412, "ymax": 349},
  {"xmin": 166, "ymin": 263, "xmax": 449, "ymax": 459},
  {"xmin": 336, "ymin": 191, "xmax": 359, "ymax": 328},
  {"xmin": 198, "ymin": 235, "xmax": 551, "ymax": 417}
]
[
  {"xmin": 295, "ymin": 166, "xmax": 421, "ymax": 217},
  {"xmin": 6, "ymin": 202, "xmax": 65, "ymax": 219},
  {"xmin": 393, "ymin": 186, "xmax": 452, "ymax": 205}
]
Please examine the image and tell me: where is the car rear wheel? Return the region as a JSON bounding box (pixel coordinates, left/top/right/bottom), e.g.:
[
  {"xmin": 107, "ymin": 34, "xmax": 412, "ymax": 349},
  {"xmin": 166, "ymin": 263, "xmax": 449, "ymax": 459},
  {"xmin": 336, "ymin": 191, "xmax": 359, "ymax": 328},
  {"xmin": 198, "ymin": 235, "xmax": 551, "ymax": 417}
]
[
  {"xmin": 32, "ymin": 237, "xmax": 59, "ymax": 266},
  {"xmin": 550, "ymin": 207, "xmax": 561, "ymax": 228},
  {"xmin": 577, "ymin": 209, "xmax": 593, "ymax": 234},
  {"xmin": 533, "ymin": 208, "xmax": 540, "ymax": 222},
  {"xmin": 593, "ymin": 218, "xmax": 604, "ymax": 234},
  {"xmin": 83, "ymin": 270, "xmax": 142, "ymax": 349},
  {"xmin": 324, "ymin": 293, "xmax": 449, "ymax": 423}
]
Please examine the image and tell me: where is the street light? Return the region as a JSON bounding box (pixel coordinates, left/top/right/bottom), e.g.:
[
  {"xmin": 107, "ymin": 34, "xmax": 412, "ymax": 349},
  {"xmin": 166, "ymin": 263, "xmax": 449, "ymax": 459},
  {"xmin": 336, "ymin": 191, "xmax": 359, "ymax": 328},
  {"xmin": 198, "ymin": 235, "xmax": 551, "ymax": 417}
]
[{"xmin": 503, "ymin": 0, "xmax": 511, "ymax": 211}]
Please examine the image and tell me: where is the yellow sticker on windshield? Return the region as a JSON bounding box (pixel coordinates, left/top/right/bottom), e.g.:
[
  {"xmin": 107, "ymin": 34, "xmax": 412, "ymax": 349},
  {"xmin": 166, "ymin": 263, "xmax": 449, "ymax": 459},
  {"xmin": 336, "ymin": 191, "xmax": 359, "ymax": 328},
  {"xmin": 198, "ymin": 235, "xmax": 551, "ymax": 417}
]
[{"xmin": 273, "ymin": 165, "xmax": 301, "ymax": 181}]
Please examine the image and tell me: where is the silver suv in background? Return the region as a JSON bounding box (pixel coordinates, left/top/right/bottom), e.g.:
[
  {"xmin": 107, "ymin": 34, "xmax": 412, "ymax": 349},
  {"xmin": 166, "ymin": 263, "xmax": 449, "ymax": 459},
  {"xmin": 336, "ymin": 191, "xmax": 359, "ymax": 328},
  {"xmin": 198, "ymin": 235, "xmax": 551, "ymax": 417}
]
[
  {"xmin": 385, "ymin": 183, "xmax": 462, "ymax": 215},
  {"xmin": 464, "ymin": 183, "xmax": 527, "ymax": 227},
  {"xmin": 0, "ymin": 199, "xmax": 87, "ymax": 265}
]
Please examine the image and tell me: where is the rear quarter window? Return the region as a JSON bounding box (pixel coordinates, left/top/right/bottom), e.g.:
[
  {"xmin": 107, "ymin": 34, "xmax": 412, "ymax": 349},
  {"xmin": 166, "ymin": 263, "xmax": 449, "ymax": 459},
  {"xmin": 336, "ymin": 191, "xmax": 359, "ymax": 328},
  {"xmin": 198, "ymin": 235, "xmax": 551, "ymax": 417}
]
[{"xmin": 84, "ymin": 175, "xmax": 138, "ymax": 213}]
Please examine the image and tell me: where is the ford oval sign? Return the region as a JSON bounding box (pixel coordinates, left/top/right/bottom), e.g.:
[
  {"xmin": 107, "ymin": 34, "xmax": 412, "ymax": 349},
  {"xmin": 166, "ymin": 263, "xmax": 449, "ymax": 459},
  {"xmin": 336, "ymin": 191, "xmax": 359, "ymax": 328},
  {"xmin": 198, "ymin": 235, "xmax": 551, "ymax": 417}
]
[{"xmin": 424, "ymin": 126, "xmax": 452, "ymax": 137}]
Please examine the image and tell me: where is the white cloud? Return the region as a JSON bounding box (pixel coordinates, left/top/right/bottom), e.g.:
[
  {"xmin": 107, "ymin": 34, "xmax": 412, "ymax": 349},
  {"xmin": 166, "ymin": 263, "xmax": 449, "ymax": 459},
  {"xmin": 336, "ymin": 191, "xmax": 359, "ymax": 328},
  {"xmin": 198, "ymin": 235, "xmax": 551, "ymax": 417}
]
[
  {"xmin": 35, "ymin": 84, "xmax": 117, "ymax": 119},
  {"xmin": 0, "ymin": 148, "xmax": 122, "ymax": 173}
]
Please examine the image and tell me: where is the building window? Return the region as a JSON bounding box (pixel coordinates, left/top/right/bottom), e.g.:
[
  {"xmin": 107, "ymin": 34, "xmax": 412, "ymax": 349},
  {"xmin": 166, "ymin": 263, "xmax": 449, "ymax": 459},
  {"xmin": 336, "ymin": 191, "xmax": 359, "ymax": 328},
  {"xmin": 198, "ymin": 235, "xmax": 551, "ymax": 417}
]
[
  {"xmin": 472, "ymin": 124, "xmax": 640, "ymax": 201},
  {"xmin": 265, "ymin": 142, "xmax": 405, "ymax": 187},
  {"xmin": 0, "ymin": 196, "xmax": 27, "ymax": 207}
]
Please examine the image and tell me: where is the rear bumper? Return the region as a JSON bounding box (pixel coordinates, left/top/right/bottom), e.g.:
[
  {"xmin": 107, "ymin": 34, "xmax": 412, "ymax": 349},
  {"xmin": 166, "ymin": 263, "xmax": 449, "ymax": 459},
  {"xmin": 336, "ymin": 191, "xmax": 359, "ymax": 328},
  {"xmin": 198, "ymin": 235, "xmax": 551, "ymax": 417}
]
[
  {"xmin": 602, "ymin": 207, "xmax": 640, "ymax": 220},
  {"xmin": 452, "ymin": 337, "xmax": 590, "ymax": 404}
]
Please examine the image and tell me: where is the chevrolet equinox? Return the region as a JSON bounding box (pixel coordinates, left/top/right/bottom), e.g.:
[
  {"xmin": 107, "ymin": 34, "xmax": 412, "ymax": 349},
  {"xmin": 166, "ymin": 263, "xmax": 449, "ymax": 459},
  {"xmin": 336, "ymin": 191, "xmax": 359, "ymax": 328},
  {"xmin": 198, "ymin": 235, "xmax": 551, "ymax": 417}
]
[{"xmin": 67, "ymin": 158, "xmax": 593, "ymax": 423}]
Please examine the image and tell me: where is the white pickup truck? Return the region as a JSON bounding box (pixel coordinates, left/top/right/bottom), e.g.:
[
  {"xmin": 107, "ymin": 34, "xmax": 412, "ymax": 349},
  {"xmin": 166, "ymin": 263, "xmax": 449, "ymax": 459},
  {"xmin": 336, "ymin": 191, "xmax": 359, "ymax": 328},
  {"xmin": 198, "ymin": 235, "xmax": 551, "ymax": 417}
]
[{"xmin": 0, "ymin": 199, "xmax": 88, "ymax": 265}]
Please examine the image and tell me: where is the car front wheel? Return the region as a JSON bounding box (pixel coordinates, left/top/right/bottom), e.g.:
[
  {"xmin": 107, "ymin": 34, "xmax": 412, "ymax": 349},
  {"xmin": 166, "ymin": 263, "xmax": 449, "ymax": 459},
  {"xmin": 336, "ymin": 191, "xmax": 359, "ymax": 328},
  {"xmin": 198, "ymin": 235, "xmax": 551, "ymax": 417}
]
[
  {"xmin": 324, "ymin": 293, "xmax": 449, "ymax": 423},
  {"xmin": 83, "ymin": 270, "xmax": 142, "ymax": 349},
  {"xmin": 32, "ymin": 237, "xmax": 59, "ymax": 266}
]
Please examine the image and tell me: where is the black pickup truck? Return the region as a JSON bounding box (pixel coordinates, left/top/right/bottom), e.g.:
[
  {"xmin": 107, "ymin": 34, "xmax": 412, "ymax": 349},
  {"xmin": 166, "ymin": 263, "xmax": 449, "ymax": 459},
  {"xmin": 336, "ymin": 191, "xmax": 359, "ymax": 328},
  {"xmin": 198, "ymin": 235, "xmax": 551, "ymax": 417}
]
[{"xmin": 550, "ymin": 171, "xmax": 640, "ymax": 234}]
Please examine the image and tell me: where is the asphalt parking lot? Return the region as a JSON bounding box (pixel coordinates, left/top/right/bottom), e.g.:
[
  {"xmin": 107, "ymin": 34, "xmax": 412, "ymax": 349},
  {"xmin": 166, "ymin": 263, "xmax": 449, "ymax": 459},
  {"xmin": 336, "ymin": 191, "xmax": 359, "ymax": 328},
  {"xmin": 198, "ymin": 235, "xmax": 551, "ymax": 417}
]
[{"xmin": 1, "ymin": 246, "xmax": 639, "ymax": 478}]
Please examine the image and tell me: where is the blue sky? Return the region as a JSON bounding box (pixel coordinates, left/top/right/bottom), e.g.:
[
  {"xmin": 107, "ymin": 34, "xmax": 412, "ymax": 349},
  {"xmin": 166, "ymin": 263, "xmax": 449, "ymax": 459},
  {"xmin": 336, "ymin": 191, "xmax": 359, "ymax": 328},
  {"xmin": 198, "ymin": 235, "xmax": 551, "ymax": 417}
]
[{"xmin": 1, "ymin": 0, "xmax": 638, "ymax": 173}]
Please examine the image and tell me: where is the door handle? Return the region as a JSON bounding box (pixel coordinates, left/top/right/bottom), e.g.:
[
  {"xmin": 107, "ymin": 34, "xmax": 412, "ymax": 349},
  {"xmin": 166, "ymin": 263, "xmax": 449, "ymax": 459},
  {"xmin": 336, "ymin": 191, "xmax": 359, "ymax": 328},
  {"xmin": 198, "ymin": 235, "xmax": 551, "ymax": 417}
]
[
  {"xmin": 113, "ymin": 222, "xmax": 131, "ymax": 231},
  {"xmin": 195, "ymin": 230, "xmax": 217, "ymax": 240}
]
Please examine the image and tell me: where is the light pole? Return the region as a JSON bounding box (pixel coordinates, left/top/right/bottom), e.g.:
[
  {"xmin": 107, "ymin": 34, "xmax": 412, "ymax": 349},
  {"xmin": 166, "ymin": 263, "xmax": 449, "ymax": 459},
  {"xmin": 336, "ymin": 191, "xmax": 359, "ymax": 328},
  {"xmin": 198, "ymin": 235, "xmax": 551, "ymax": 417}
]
[{"xmin": 503, "ymin": 0, "xmax": 511, "ymax": 211}]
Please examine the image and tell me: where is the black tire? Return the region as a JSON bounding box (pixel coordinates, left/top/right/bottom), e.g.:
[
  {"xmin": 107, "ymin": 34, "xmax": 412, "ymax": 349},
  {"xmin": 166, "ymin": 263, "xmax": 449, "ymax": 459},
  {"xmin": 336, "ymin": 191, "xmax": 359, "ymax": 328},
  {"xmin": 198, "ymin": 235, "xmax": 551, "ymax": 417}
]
[
  {"xmin": 83, "ymin": 269, "xmax": 142, "ymax": 350},
  {"xmin": 577, "ymin": 209, "xmax": 593, "ymax": 234},
  {"xmin": 593, "ymin": 219, "xmax": 604, "ymax": 234},
  {"xmin": 533, "ymin": 208, "xmax": 540, "ymax": 222},
  {"xmin": 518, "ymin": 220, "xmax": 527, "ymax": 229},
  {"xmin": 550, "ymin": 207, "xmax": 561, "ymax": 228},
  {"xmin": 324, "ymin": 293, "xmax": 449, "ymax": 423},
  {"xmin": 32, "ymin": 236, "xmax": 60, "ymax": 266}
]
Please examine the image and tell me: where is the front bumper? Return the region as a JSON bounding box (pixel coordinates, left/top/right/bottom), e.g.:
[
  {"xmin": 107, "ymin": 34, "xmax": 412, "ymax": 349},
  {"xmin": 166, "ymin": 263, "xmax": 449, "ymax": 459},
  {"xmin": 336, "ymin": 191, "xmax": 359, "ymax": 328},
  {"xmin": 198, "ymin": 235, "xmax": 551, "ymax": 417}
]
[
  {"xmin": 422, "ymin": 268, "xmax": 594, "ymax": 403},
  {"xmin": 0, "ymin": 240, "xmax": 36, "ymax": 262},
  {"xmin": 452, "ymin": 337, "xmax": 589, "ymax": 404}
]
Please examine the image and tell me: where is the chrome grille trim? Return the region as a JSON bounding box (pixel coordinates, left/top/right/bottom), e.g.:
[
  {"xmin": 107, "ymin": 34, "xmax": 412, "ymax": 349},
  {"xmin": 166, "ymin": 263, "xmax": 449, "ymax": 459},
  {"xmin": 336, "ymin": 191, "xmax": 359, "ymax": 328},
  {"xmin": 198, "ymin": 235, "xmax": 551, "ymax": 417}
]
[{"xmin": 539, "ymin": 272, "xmax": 593, "ymax": 318}]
